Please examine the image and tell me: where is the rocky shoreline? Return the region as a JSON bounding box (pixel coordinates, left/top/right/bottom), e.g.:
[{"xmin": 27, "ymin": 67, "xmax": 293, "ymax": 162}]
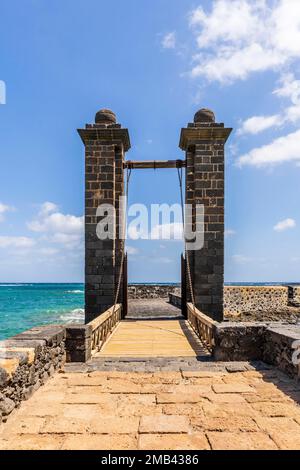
[
  {"xmin": 128, "ymin": 284, "xmax": 180, "ymax": 299},
  {"xmin": 225, "ymin": 306, "xmax": 300, "ymax": 324}
]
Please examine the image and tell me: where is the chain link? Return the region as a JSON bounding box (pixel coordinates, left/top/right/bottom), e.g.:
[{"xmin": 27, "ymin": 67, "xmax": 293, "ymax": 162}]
[
  {"xmin": 112, "ymin": 167, "xmax": 131, "ymax": 315},
  {"xmin": 177, "ymin": 167, "xmax": 196, "ymax": 313}
]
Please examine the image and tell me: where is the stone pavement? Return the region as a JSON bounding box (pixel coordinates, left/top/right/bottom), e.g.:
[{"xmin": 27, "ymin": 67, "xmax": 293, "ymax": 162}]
[
  {"xmin": 127, "ymin": 299, "xmax": 182, "ymax": 319},
  {"xmin": 0, "ymin": 364, "xmax": 300, "ymax": 450}
]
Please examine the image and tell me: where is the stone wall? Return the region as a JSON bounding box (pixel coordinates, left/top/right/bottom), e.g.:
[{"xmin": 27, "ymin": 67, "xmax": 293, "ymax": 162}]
[
  {"xmin": 224, "ymin": 286, "xmax": 289, "ymax": 315},
  {"xmin": 168, "ymin": 293, "xmax": 182, "ymax": 308},
  {"xmin": 0, "ymin": 325, "xmax": 65, "ymax": 423},
  {"xmin": 180, "ymin": 111, "xmax": 232, "ymax": 322},
  {"xmin": 78, "ymin": 109, "xmax": 130, "ymax": 323},
  {"xmin": 168, "ymin": 285, "xmax": 299, "ymax": 315},
  {"xmin": 128, "ymin": 284, "xmax": 180, "ymax": 299},
  {"xmin": 213, "ymin": 322, "xmax": 300, "ymax": 379},
  {"xmin": 213, "ymin": 322, "xmax": 266, "ymax": 362},
  {"xmin": 65, "ymin": 324, "xmax": 92, "ymax": 363},
  {"xmin": 263, "ymin": 326, "xmax": 300, "ymax": 378},
  {"xmin": 288, "ymin": 286, "xmax": 300, "ymax": 307}
]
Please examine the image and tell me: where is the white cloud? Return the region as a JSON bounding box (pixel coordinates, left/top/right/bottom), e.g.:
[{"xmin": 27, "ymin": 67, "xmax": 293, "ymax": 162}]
[
  {"xmin": 47, "ymin": 232, "xmax": 83, "ymax": 249},
  {"xmin": 0, "ymin": 236, "xmax": 35, "ymax": 249},
  {"xmin": 238, "ymin": 114, "xmax": 283, "ymax": 135},
  {"xmin": 162, "ymin": 32, "xmax": 176, "ymax": 49},
  {"xmin": 238, "ymin": 73, "xmax": 300, "ymax": 135},
  {"xmin": 273, "ymin": 218, "xmax": 296, "ymax": 232},
  {"xmin": 225, "ymin": 229, "xmax": 236, "ymax": 238},
  {"xmin": 27, "ymin": 202, "xmax": 84, "ymax": 250},
  {"xmin": 274, "ymin": 73, "xmax": 300, "ymax": 123},
  {"xmin": 28, "ymin": 211, "xmax": 83, "ymax": 234},
  {"xmin": 0, "ymin": 203, "xmax": 84, "ymax": 281},
  {"xmin": 127, "ymin": 225, "xmax": 148, "ymax": 240},
  {"xmin": 151, "ymin": 222, "xmax": 183, "ymax": 240},
  {"xmin": 154, "ymin": 257, "xmax": 173, "ymax": 264},
  {"xmin": 127, "ymin": 221, "xmax": 183, "ymax": 241},
  {"xmin": 237, "ymin": 128, "xmax": 300, "ymax": 167},
  {"xmin": 126, "ymin": 246, "xmax": 139, "ymax": 255},
  {"xmin": 38, "ymin": 201, "xmax": 59, "ymax": 216},
  {"xmin": 232, "ymin": 254, "xmax": 252, "ymax": 264},
  {"xmin": 188, "ymin": 0, "xmax": 300, "ymax": 84},
  {"xmin": 0, "ymin": 202, "xmax": 14, "ymax": 222},
  {"xmin": 273, "ymin": 73, "xmax": 300, "ymax": 103},
  {"xmin": 37, "ymin": 247, "xmax": 59, "ymax": 256}
]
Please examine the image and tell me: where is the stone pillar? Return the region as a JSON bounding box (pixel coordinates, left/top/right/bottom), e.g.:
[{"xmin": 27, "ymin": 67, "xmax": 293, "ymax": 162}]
[
  {"xmin": 179, "ymin": 109, "xmax": 232, "ymax": 322},
  {"xmin": 78, "ymin": 109, "xmax": 130, "ymax": 323}
]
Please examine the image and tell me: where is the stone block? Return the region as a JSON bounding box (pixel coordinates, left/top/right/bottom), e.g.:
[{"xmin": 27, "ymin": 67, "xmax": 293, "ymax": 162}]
[
  {"xmin": 65, "ymin": 324, "xmax": 92, "ymax": 363},
  {"xmin": 139, "ymin": 415, "xmax": 190, "ymax": 434}
]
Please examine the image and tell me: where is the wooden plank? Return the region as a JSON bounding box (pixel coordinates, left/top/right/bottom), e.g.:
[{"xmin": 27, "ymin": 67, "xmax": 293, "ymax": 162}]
[{"xmin": 94, "ymin": 320, "xmax": 209, "ymax": 358}]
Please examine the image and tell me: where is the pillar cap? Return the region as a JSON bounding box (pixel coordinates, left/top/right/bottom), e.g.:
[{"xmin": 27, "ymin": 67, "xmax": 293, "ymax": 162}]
[
  {"xmin": 95, "ymin": 109, "xmax": 116, "ymax": 124},
  {"xmin": 194, "ymin": 108, "xmax": 215, "ymax": 123},
  {"xmin": 78, "ymin": 109, "xmax": 131, "ymax": 151},
  {"xmin": 179, "ymin": 126, "xmax": 232, "ymax": 150}
]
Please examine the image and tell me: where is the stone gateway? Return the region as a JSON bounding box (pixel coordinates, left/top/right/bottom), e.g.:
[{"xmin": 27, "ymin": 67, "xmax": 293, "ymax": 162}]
[{"xmin": 78, "ymin": 108, "xmax": 232, "ymax": 323}]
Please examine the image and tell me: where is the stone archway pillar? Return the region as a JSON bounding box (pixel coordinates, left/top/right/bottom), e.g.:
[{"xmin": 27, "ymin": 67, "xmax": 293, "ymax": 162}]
[
  {"xmin": 78, "ymin": 109, "xmax": 130, "ymax": 323},
  {"xmin": 179, "ymin": 109, "xmax": 232, "ymax": 322}
]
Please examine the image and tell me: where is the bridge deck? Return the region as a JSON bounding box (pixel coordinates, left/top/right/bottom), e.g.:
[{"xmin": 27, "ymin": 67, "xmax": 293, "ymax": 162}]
[{"xmin": 94, "ymin": 319, "xmax": 209, "ymax": 358}]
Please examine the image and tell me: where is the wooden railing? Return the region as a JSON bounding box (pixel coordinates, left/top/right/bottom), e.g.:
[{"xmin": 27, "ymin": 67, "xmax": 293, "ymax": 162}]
[
  {"xmin": 88, "ymin": 304, "xmax": 122, "ymax": 354},
  {"xmin": 187, "ymin": 303, "xmax": 217, "ymax": 351}
]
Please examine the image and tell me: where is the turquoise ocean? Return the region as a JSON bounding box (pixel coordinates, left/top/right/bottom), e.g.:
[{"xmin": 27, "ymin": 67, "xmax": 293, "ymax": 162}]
[
  {"xmin": 0, "ymin": 283, "xmax": 84, "ymax": 340},
  {"xmin": 1, "ymin": 282, "xmax": 298, "ymax": 341}
]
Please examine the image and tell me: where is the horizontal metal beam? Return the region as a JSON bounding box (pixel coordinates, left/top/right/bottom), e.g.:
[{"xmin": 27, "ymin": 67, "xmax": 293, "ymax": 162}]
[{"xmin": 124, "ymin": 159, "xmax": 186, "ymax": 169}]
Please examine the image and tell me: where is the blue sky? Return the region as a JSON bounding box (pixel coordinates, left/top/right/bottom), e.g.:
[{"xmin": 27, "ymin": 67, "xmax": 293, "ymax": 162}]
[{"xmin": 0, "ymin": 0, "xmax": 299, "ymax": 283}]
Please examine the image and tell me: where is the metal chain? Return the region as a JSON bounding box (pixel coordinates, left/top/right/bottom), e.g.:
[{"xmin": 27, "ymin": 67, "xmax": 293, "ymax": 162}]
[
  {"xmin": 112, "ymin": 164, "xmax": 194, "ymax": 318},
  {"xmin": 112, "ymin": 167, "xmax": 132, "ymax": 314},
  {"xmin": 177, "ymin": 167, "xmax": 196, "ymax": 312}
]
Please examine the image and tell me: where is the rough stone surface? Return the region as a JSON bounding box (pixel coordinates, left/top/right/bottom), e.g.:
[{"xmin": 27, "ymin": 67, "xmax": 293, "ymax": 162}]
[
  {"xmin": 169, "ymin": 287, "xmax": 300, "ymax": 323},
  {"xmin": 224, "ymin": 286, "xmax": 288, "ymax": 315},
  {"xmin": 289, "ymin": 286, "xmax": 300, "ymax": 307},
  {"xmin": 95, "ymin": 109, "xmax": 116, "ymax": 124},
  {"xmin": 127, "ymin": 299, "xmax": 182, "ymax": 319},
  {"xmin": 78, "ymin": 112, "xmax": 130, "ymax": 322},
  {"xmin": 0, "ymin": 367, "xmax": 299, "ymax": 450},
  {"xmin": 180, "ymin": 115, "xmax": 232, "ymax": 322},
  {"xmin": 263, "ymin": 326, "xmax": 300, "ymax": 378},
  {"xmin": 214, "ymin": 323, "xmax": 266, "ymax": 361},
  {"xmin": 0, "ymin": 326, "xmax": 66, "ymax": 422},
  {"xmin": 168, "ymin": 293, "xmax": 182, "ymax": 309},
  {"xmin": 65, "ymin": 324, "xmax": 92, "ymax": 363},
  {"xmin": 213, "ymin": 322, "xmax": 300, "ymax": 379},
  {"xmin": 128, "ymin": 285, "xmax": 180, "ymax": 300},
  {"xmin": 194, "ymin": 108, "xmax": 215, "ymax": 123}
]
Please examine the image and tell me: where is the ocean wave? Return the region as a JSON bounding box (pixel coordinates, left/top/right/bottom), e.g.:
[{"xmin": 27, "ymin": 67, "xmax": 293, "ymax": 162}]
[
  {"xmin": 59, "ymin": 308, "xmax": 84, "ymax": 323},
  {"xmin": 65, "ymin": 290, "xmax": 84, "ymax": 294},
  {"xmin": 0, "ymin": 283, "xmax": 34, "ymax": 287}
]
